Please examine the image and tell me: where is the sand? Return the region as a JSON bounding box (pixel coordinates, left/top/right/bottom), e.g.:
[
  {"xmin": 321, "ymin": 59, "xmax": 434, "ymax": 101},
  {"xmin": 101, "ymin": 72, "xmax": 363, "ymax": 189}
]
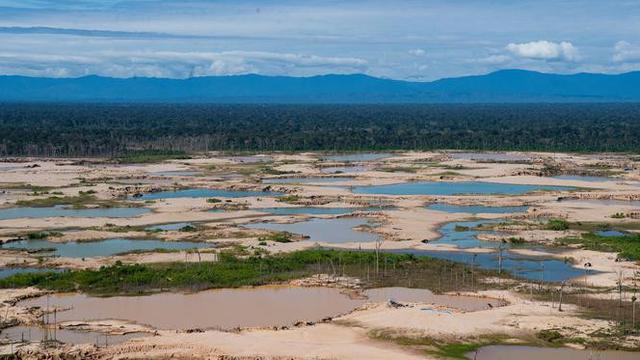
[{"xmin": 1, "ymin": 151, "xmax": 640, "ymax": 358}]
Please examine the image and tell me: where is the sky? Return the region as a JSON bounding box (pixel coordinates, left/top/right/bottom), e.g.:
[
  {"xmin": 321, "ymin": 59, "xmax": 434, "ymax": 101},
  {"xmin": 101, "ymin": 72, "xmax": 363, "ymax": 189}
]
[{"xmin": 1, "ymin": 0, "xmax": 639, "ymax": 80}]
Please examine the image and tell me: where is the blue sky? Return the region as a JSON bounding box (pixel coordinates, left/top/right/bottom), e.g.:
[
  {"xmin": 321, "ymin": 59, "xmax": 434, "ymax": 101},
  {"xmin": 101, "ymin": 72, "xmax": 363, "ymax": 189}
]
[{"xmin": 1, "ymin": 0, "xmax": 639, "ymax": 80}]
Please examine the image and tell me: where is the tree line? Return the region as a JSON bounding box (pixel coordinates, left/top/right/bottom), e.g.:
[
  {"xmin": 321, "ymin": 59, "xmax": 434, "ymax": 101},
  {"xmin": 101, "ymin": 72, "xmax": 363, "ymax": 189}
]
[{"xmin": 0, "ymin": 103, "xmax": 639, "ymax": 157}]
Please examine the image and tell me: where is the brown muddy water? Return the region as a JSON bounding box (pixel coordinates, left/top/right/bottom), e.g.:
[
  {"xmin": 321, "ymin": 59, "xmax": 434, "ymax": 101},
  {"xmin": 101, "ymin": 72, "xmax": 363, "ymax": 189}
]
[
  {"xmin": 364, "ymin": 287, "xmax": 504, "ymax": 311},
  {"xmin": 468, "ymin": 345, "xmax": 639, "ymax": 360},
  {"xmin": 20, "ymin": 286, "xmax": 504, "ymax": 330},
  {"xmin": 0, "ymin": 325, "xmax": 145, "ymax": 346},
  {"xmin": 20, "ymin": 286, "xmax": 363, "ymax": 330}
]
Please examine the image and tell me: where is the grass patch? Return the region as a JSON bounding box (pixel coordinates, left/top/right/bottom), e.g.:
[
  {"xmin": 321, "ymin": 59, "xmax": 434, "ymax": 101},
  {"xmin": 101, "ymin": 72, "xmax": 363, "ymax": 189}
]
[
  {"xmin": 0, "ymin": 248, "xmax": 507, "ymax": 296},
  {"xmin": 115, "ymin": 149, "xmax": 190, "ymax": 164},
  {"xmin": 277, "ymin": 195, "xmax": 300, "ymax": 204},
  {"xmin": 368, "ymin": 330, "xmax": 512, "ymax": 359},
  {"xmin": 260, "ymin": 166, "xmax": 295, "ymax": 175},
  {"xmin": 545, "ymin": 218, "xmax": 569, "ymax": 231},
  {"xmin": 557, "ymin": 232, "xmax": 640, "ymax": 260},
  {"xmin": 27, "ymin": 231, "xmax": 62, "ymax": 240},
  {"xmin": 376, "ymin": 166, "xmax": 418, "ymax": 173},
  {"xmin": 258, "ymin": 231, "xmax": 293, "ymax": 243}
]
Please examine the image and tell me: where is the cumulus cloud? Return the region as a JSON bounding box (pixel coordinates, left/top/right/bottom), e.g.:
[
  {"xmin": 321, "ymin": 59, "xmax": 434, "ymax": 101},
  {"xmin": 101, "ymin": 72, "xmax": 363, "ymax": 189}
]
[
  {"xmin": 613, "ymin": 41, "xmax": 640, "ymax": 63},
  {"xmin": 506, "ymin": 40, "xmax": 579, "ymax": 61},
  {"xmin": 408, "ymin": 48, "xmax": 426, "ymax": 56},
  {"xmin": 476, "ymin": 54, "xmax": 511, "ymax": 65}
]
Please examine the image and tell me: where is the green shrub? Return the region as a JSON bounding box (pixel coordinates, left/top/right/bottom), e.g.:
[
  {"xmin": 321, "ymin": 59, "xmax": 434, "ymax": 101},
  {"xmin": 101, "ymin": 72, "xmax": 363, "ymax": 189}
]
[
  {"xmin": 546, "ymin": 219, "xmax": 569, "ymax": 231},
  {"xmin": 27, "ymin": 231, "xmax": 62, "ymax": 240},
  {"xmin": 259, "ymin": 232, "xmax": 293, "ymax": 243},
  {"xmin": 277, "ymin": 195, "xmax": 300, "ymax": 203}
]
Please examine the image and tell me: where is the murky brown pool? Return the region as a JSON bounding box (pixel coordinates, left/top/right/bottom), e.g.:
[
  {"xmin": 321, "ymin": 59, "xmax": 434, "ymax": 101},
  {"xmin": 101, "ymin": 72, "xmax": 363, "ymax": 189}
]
[
  {"xmin": 20, "ymin": 286, "xmax": 506, "ymax": 331},
  {"xmin": 20, "ymin": 286, "xmax": 363, "ymax": 330},
  {"xmin": 468, "ymin": 345, "xmax": 639, "ymax": 360},
  {"xmin": 364, "ymin": 287, "xmax": 504, "ymax": 311},
  {"xmin": 0, "ymin": 325, "xmax": 145, "ymax": 346}
]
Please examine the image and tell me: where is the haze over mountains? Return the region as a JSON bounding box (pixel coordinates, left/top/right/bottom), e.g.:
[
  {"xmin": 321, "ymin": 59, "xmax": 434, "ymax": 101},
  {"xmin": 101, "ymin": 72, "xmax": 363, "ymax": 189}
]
[{"xmin": 1, "ymin": 69, "xmax": 639, "ymax": 103}]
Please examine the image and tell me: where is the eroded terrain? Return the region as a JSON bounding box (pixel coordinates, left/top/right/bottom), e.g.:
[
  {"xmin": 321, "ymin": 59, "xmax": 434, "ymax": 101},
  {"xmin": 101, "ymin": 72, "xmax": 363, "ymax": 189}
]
[{"xmin": 1, "ymin": 151, "xmax": 639, "ymax": 359}]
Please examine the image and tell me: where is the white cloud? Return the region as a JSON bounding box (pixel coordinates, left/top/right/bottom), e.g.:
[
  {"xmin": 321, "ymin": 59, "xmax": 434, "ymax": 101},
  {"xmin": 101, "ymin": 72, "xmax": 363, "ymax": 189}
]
[
  {"xmin": 476, "ymin": 54, "xmax": 511, "ymax": 65},
  {"xmin": 408, "ymin": 48, "xmax": 426, "ymax": 56},
  {"xmin": 613, "ymin": 41, "xmax": 640, "ymax": 63},
  {"xmin": 506, "ymin": 40, "xmax": 579, "ymax": 61},
  {"xmin": 0, "ymin": 49, "xmax": 368, "ymax": 78}
]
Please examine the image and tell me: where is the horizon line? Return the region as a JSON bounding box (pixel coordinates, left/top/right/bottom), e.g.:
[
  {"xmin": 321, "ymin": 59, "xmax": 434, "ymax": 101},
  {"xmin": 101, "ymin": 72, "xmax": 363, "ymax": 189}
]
[{"xmin": 1, "ymin": 68, "xmax": 639, "ymax": 83}]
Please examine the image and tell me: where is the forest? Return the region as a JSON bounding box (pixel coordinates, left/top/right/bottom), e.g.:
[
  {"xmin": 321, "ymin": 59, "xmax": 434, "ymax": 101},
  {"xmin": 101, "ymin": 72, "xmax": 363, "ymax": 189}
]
[{"xmin": 0, "ymin": 103, "xmax": 639, "ymax": 157}]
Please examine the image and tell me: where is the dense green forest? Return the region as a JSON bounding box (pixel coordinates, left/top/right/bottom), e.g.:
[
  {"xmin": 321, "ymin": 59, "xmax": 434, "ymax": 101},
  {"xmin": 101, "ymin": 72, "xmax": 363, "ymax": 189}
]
[{"xmin": 0, "ymin": 103, "xmax": 639, "ymax": 157}]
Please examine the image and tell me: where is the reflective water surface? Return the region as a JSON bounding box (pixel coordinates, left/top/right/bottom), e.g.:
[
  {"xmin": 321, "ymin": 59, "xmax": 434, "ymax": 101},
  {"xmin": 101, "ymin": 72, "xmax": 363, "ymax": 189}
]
[
  {"xmin": 0, "ymin": 325, "xmax": 145, "ymax": 346},
  {"xmin": 3, "ymin": 238, "xmax": 212, "ymax": 258},
  {"xmin": 427, "ymin": 204, "xmax": 529, "ymax": 214},
  {"xmin": 133, "ymin": 188, "xmax": 282, "ymax": 200},
  {"xmin": 353, "ymin": 181, "xmax": 573, "ymax": 196},
  {"xmin": 19, "ymin": 287, "xmax": 364, "ymax": 330},
  {"xmin": 468, "ymin": 345, "xmax": 639, "ymax": 360},
  {"xmin": 245, "ymin": 218, "xmax": 379, "ymax": 243},
  {"xmin": 0, "ymin": 205, "xmax": 150, "ymax": 220}
]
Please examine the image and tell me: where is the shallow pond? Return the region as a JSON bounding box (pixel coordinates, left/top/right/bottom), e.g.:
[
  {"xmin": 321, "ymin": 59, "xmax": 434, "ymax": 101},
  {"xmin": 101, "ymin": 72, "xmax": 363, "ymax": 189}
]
[
  {"xmin": 152, "ymin": 170, "xmax": 201, "ymax": 177},
  {"xmin": 352, "ymin": 181, "xmax": 573, "ymax": 196},
  {"xmin": 468, "ymin": 345, "xmax": 639, "ymax": 360},
  {"xmin": 258, "ymin": 207, "xmax": 355, "ymax": 215},
  {"xmin": 434, "ymin": 219, "xmax": 504, "ymax": 249},
  {"xmin": 245, "ymin": 218, "xmax": 379, "ymax": 243},
  {"xmin": 388, "ymin": 248, "xmax": 584, "ymax": 282},
  {"xmin": 595, "ymin": 230, "xmax": 627, "ymax": 237},
  {"xmin": 2, "ymin": 238, "xmax": 212, "ymax": 258},
  {"xmin": 411, "ymin": 218, "xmax": 585, "ymax": 281},
  {"xmin": 0, "ymin": 205, "xmax": 150, "ymax": 220},
  {"xmin": 19, "ymin": 287, "xmax": 363, "ymax": 330},
  {"xmin": 321, "ymin": 166, "xmax": 369, "ymax": 174},
  {"xmin": 427, "ymin": 204, "xmax": 529, "ymax": 214},
  {"xmin": 132, "ymin": 188, "xmax": 282, "ymax": 200},
  {"xmin": 0, "ymin": 325, "xmax": 145, "ymax": 346},
  {"xmin": 322, "ymin": 153, "xmax": 392, "ymax": 162},
  {"xmin": 257, "ymin": 207, "xmax": 380, "ymax": 216},
  {"xmin": 262, "ymin": 177, "xmax": 353, "ymax": 185},
  {"xmin": 450, "ymin": 152, "xmax": 530, "ymax": 162},
  {"xmin": 364, "ymin": 287, "xmax": 503, "ymax": 311},
  {"xmin": 19, "ymin": 286, "xmax": 503, "ymax": 331}
]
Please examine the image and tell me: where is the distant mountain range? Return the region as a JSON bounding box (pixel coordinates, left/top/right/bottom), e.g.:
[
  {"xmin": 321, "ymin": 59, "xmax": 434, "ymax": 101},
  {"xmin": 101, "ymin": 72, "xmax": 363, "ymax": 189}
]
[{"xmin": 1, "ymin": 69, "xmax": 639, "ymax": 103}]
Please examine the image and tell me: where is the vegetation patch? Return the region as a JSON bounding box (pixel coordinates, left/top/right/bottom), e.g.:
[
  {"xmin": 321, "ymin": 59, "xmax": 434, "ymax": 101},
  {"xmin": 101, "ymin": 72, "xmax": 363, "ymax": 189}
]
[
  {"xmin": 0, "ymin": 249, "xmax": 506, "ymax": 296},
  {"xmin": 15, "ymin": 193, "xmax": 128, "ymax": 209},
  {"xmin": 258, "ymin": 231, "xmax": 293, "ymax": 243},
  {"xmin": 545, "ymin": 219, "xmax": 569, "ymax": 231},
  {"xmin": 368, "ymin": 331, "xmax": 513, "ymax": 359},
  {"xmin": 277, "ymin": 195, "xmax": 300, "ymax": 204},
  {"xmin": 557, "ymin": 232, "xmax": 640, "ymax": 260},
  {"xmin": 27, "ymin": 231, "xmax": 63, "ymax": 240}
]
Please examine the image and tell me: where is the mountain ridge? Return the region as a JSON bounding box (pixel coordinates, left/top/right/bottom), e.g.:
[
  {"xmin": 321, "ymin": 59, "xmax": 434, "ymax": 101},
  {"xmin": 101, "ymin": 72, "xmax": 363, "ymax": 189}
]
[{"xmin": 1, "ymin": 69, "xmax": 639, "ymax": 102}]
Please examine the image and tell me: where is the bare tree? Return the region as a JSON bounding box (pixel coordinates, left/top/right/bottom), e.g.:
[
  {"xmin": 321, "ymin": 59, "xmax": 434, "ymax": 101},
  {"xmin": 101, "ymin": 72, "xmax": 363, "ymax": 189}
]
[
  {"xmin": 558, "ymin": 281, "xmax": 566, "ymax": 312},
  {"xmin": 375, "ymin": 236, "xmax": 384, "ymax": 276}
]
